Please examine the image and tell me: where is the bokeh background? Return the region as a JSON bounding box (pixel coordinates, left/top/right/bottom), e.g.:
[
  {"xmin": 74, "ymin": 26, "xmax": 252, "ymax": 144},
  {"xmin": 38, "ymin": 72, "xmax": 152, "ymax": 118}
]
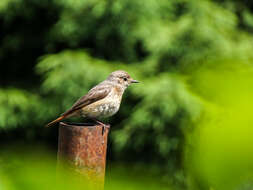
[{"xmin": 1, "ymin": 0, "xmax": 253, "ymax": 189}]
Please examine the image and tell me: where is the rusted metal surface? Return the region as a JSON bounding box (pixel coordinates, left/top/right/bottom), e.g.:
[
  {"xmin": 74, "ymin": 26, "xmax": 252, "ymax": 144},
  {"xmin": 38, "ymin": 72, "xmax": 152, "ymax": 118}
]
[{"xmin": 57, "ymin": 122, "xmax": 110, "ymax": 190}]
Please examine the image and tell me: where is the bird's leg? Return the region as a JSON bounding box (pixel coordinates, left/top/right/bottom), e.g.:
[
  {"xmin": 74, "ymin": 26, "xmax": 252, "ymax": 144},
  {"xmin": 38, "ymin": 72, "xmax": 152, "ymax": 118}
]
[{"xmin": 90, "ymin": 118, "xmax": 110, "ymax": 135}]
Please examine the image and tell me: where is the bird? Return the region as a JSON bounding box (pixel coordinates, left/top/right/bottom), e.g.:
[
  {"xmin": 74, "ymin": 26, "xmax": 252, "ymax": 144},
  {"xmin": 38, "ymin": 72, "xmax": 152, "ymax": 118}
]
[{"xmin": 46, "ymin": 70, "xmax": 139, "ymax": 131}]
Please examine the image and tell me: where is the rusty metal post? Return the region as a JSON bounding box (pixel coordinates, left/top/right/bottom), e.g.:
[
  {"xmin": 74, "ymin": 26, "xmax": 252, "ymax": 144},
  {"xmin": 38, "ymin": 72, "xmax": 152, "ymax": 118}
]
[{"xmin": 57, "ymin": 122, "xmax": 110, "ymax": 190}]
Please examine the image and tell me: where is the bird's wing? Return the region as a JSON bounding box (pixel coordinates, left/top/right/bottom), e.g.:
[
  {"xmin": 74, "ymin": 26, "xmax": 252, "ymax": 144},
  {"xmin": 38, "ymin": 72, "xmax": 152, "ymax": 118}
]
[{"xmin": 62, "ymin": 83, "xmax": 112, "ymax": 116}]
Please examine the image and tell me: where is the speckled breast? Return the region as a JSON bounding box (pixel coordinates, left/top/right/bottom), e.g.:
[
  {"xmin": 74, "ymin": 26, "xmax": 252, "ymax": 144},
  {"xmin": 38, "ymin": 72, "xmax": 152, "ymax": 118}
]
[{"xmin": 80, "ymin": 88, "xmax": 122, "ymax": 118}]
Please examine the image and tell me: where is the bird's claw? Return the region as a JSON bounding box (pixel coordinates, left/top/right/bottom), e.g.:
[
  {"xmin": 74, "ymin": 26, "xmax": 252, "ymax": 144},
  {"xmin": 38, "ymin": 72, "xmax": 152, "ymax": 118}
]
[
  {"xmin": 101, "ymin": 124, "xmax": 110, "ymax": 135},
  {"xmin": 88, "ymin": 118, "xmax": 110, "ymax": 136}
]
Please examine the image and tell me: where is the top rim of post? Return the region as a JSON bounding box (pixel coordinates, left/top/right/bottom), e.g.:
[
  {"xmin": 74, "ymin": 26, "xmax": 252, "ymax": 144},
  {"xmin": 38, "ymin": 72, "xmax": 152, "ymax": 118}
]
[{"xmin": 59, "ymin": 121, "xmax": 110, "ymax": 128}]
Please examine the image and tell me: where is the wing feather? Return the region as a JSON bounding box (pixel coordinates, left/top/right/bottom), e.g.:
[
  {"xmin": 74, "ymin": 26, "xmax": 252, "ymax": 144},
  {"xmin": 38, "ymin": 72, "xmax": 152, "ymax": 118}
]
[{"xmin": 62, "ymin": 83, "xmax": 112, "ymax": 116}]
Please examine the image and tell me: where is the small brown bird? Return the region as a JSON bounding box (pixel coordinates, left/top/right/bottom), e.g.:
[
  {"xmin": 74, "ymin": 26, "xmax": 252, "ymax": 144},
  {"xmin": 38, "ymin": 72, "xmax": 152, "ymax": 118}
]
[{"xmin": 46, "ymin": 70, "xmax": 139, "ymax": 128}]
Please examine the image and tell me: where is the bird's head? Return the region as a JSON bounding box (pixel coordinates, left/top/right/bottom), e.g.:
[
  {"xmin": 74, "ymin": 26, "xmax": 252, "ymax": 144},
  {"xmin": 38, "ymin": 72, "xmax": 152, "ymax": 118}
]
[{"xmin": 107, "ymin": 70, "xmax": 139, "ymax": 89}]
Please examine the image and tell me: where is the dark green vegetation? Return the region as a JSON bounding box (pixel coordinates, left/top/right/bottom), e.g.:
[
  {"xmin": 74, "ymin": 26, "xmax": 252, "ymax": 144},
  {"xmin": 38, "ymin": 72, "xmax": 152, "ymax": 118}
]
[{"xmin": 1, "ymin": 0, "xmax": 253, "ymax": 189}]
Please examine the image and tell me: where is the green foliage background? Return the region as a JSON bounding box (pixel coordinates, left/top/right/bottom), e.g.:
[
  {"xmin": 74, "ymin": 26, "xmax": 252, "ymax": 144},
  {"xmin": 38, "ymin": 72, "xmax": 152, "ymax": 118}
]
[{"xmin": 1, "ymin": 0, "xmax": 253, "ymax": 189}]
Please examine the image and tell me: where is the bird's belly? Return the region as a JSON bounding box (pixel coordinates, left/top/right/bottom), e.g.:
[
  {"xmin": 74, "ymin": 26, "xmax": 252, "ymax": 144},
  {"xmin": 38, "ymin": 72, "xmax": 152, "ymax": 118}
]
[{"xmin": 81, "ymin": 99, "xmax": 120, "ymax": 118}]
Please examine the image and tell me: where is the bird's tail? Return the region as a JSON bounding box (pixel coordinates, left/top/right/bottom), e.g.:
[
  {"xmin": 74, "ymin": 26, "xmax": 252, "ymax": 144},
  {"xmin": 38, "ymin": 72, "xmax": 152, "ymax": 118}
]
[{"xmin": 45, "ymin": 115, "xmax": 66, "ymax": 127}]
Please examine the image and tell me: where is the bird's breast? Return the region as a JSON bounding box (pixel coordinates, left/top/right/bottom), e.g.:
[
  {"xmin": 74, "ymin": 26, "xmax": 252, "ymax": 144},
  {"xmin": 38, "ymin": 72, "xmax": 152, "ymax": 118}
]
[{"xmin": 80, "ymin": 89, "xmax": 122, "ymax": 118}]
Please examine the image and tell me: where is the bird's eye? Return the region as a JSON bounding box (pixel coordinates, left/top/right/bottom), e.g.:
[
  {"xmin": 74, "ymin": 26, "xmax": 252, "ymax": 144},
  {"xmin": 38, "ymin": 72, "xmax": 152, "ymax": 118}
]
[{"xmin": 123, "ymin": 77, "xmax": 127, "ymax": 81}]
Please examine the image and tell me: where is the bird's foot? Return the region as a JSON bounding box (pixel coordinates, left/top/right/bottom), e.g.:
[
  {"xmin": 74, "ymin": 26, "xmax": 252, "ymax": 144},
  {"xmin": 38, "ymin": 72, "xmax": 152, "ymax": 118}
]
[{"xmin": 90, "ymin": 118, "xmax": 110, "ymax": 135}]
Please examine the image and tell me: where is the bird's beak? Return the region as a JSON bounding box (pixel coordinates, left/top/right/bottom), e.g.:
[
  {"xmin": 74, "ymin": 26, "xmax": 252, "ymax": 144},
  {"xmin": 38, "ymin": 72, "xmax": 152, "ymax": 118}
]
[{"xmin": 131, "ymin": 79, "xmax": 140, "ymax": 83}]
